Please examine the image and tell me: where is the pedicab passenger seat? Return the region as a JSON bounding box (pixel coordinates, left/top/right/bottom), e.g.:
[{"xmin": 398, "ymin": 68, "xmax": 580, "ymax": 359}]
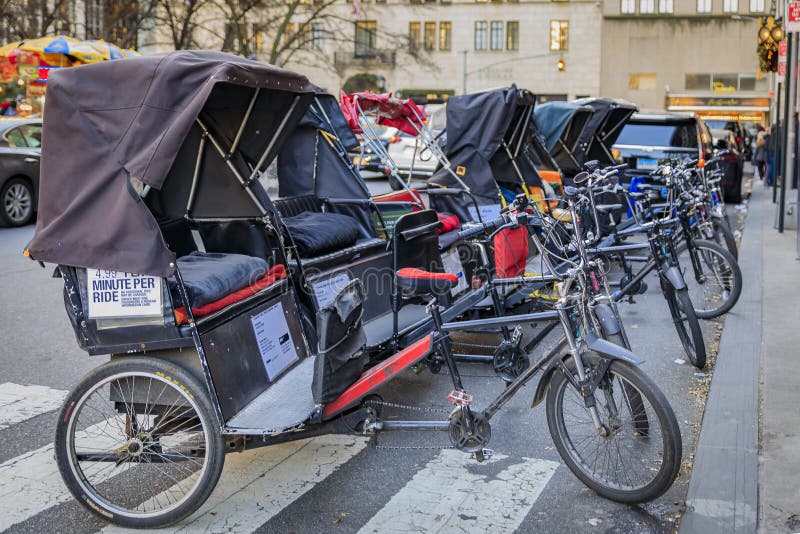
[
  {"xmin": 274, "ymin": 195, "xmax": 386, "ymax": 271},
  {"xmin": 170, "ymin": 252, "xmax": 288, "ymax": 327}
]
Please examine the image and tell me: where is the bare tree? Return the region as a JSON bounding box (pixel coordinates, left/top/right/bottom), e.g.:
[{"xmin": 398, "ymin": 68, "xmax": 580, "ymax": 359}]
[
  {"xmin": 155, "ymin": 0, "xmax": 217, "ymax": 49},
  {"xmin": 1, "ymin": 0, "xmax": 74, "ymax": 40}
]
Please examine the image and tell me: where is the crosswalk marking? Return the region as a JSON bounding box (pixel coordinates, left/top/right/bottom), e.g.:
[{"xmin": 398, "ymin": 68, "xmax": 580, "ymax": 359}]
[
  {"xmin": 103, "ymin": 434, "xmax": 369, "ymax": 534},
  {"xmin": 0, "ymin": 419, "xmax": 123, "ymax": 531},
  {"xmin": 0, "ymin": 382, "xmax": 67, "ymax": 430},
  {"xmin": 358, "ymin": 449, "xmax": 559, "ymax": 534}
]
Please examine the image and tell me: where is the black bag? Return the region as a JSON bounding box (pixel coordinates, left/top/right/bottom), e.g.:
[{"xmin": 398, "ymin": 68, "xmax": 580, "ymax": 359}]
[{"xmin": 311, "ymin": 279, "xmax": 368, "ymax": 404}]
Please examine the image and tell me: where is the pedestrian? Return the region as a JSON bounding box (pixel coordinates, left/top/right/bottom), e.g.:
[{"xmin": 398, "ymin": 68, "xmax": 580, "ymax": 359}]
[
  {"xmin": 754, "ymin": 129, "xmax": 769, "ymax": 180},
  {"xmin": 2, "ymin": 101, "xmax": 18, "ymax": 116}
]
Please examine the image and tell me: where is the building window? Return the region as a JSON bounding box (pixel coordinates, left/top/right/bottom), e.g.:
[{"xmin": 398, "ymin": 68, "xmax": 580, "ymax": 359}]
[
  {"xmin": 549, "ymin": 20, "xmax": 568, "ymax": 51},
  {"xmin": 439, "ymin": 22, "xmax": 452, "ymax": 51},
  {"xmin": 355, "ymin": 20, "xmax": 377, "ymax": 57},
  {"xmin": 621, "ymin": 0, "xmax": 636, "ymax": 13},
  {"xmin": 685, "ymin": 73, "xmax": 711, "ymax": 90},
  {"xmin": 85, "ymin": 0, "xmax": 102, "ymax": 38},
  {"xmin": 659, "ymin": 0, "xmax": 674, "ymax": 12},
  {"xmin": 640, "ymin": 0, "xmax": 655, "ymax": 13},
  {"xmin": 713, "ymin": 73, "xmax": 738, "ymax": 91},
  {"xmin": 628, "ymin": 73, "xmax": 657, "ymax": 90},
  {"xmin": 283, "ymin": 23, "xmax": 296, "ymax": 46},
  {"xmin": 506, "ymin": 21, "xmax": 519, "ymax": 50},
  {"xmin": 723, "ymin": 0, "xmax": 738, "ymax": 11},
  {"xmin": 409, "ymin": 22, "xmax": 421, "ymax": 51},
  {"xmin": 490, "ymin": 21, "xmax": 503, "ymax": 50},
  {"xmin": 750, "ymin": 0, "xmax": 765, "ymax": 11},
  {"xmin": 424, "ymin": 22, "xmax": 436, "ymax": 51},
  {"xmin": 697, "ymin": 0, "xmax": 712, "ymax": 12},
  {"xmin": 311, "ymin": 23, "xmax": 324, "ymax": 49},
  {"xmin": 475, "ymin": 21, "xmax": 488, "ymax": 50}
]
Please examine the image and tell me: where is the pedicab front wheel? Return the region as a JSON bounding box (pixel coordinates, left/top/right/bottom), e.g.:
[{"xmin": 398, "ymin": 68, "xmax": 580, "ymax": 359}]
[{"xmin": 54, "ymin": 357, "xmax": 225, "ymax": 529}]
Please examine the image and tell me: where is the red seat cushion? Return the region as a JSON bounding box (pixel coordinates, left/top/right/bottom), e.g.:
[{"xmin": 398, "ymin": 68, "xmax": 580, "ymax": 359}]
[{"xmin": 174, "ymin": 264, "xmax": 287, "ymax": 325}]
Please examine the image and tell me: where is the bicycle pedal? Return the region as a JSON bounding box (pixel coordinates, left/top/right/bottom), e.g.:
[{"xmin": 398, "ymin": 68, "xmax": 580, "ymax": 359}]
[
  {"xmin": 447, "ymin": 390, "xmax": 473, "ymax": 406},
  {"xmin": 472, "ymin": 448, "xmax": 494, "ymax": 462}
]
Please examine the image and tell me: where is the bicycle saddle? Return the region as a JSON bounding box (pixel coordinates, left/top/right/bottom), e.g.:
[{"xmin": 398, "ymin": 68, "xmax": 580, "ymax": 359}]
[{"xmin": 396, "ymin": 268, "xmax": 458, "ymax": 297}]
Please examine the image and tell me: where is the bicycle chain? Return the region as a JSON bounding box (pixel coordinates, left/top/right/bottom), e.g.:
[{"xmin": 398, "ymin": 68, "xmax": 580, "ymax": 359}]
[
  {"xmin": 363, "ymin": 398, "xmax": 452, "ymax": 415},
  {"xmin": 363, "ymin": 399, "xmax": 455, "ymax": 451}
]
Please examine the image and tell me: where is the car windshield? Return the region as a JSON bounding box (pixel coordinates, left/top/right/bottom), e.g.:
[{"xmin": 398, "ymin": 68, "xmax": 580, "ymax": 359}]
[
  {"xmin": 704, "ymin": 120, "xmax": 736, "ymax": 131},
  {"xmin": 616, "ymin": 122, "xmax": 698, "ymax": 149}
]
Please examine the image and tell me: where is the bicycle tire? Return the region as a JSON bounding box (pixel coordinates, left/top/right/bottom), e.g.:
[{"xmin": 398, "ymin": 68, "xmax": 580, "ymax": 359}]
[
  {"xmin": 54, "ymin": 357, "xmax": 225, "ymax": 529},
  {"xmin": 710, "ymin": 214, "xmax": 738, "ymax": 259},
  {"xmin": 664, "ymin": 284, "xmax": 707, "ymax": 368},
  {"xmin": 679, "ymin": 239, "xmax": 742, "ymax": 319},
  {"xmin": 545, "ymin": 355, "xmax": 682, "ymax": 503}
]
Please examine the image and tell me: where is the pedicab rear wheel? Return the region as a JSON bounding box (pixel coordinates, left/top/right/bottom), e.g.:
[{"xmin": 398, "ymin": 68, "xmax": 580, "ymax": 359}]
[{"xmin": 54, "ymin": 357, "xmax": 225, "ymax": 529}]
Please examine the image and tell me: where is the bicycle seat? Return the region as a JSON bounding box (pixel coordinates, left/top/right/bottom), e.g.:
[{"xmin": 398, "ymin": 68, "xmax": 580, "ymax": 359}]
[
  {"xmin": 596, "ymin": 204, "xmax": 623, "ymax": 213},
  {"xmin": 396, "ymin": 268, "xmax": 458, "ymax": 297}
]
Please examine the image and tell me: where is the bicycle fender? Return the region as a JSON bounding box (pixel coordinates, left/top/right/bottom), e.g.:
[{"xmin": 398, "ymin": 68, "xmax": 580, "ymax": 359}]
[
  {"xmin": 593, "ymin": 303, "xmax": 620, "ymax": 336},
  {"xmin": 663, "ymin": 265, "xmax": 687, "ymax": 290},
  {"xmin": 532, "ymin": 356, "xmax": 564, "ymax": 408},
  {"xmin": 586, "ymin": 332, "xmax": 645, "ymax": 365},
  {"xmin": 531, "ymin": 334, "xmax": 645, "ymax": 408}
]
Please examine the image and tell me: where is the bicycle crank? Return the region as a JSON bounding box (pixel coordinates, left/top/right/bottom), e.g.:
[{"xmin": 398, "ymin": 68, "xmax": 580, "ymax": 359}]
[{"xmin": 447, "ymin": 409, "xmax": 491, "ymax": 454}]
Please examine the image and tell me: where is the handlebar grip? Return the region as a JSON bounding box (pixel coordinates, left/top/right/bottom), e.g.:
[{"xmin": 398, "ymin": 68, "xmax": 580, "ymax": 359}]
[
  {"xmin": 607, "ymin": 163, "xmax": 628, "ymax": 172},
  {"xmin": 458, "ymin": 214, "xmax": 507, "ymax": 240}
]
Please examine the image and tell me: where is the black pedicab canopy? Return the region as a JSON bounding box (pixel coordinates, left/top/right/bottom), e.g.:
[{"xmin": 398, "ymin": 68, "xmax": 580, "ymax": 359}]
[
  {"xmin": 533, "ymin": 101, "xmax": 594, "ymax": 176},
  {"xmin": 572, "ymin": 98, "xmax": 638, "ymax": 167},
  {"xmin": 26, "ymin": 51, "xmax": 317, "ymax": 277},
  {"xmin": 428, "ymin": 86, "xmax": 543, "ymax": 223}
]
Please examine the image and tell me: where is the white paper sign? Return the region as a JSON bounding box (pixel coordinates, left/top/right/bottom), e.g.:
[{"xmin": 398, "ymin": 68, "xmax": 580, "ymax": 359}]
[
  {"xmin": 440, "ymin": 248, "xmax": 469, "ymax": 295},
  {"xmin": 467, "ymin": 203, "xmax": 502, "ymax": 224},
  {"xmin": 87, "ymin": 269, "xmax": 162, "ymax": 318},
  {"xmin": 251, "ymin": 302, "xmax": 299, "ymax": 381},
  {"xmin": 311, "ymin": 272, "xmax": 352, "ymax": 309}
]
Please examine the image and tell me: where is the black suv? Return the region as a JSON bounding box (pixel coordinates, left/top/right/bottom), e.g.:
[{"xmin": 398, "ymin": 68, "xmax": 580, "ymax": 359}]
[{"xmin": 613, "ymin": 112, "xmax": 742, "ymax": 203}]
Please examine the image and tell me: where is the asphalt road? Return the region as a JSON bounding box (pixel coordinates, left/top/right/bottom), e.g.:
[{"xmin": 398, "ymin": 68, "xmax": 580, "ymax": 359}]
[{"xmin": 0, "ymin": 188, "xmax": 727, "ymax": 533}]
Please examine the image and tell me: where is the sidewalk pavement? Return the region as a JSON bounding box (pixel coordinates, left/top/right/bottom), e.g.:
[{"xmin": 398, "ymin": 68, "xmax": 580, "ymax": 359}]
[{"xmin": 679, "ymin": 180, "xmax": 800, "ymax": 533}]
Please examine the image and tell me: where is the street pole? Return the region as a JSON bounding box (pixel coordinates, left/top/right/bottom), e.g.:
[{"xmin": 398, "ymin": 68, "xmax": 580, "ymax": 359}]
[
  {"xmin": 780, "ymin": 32, "xmax": 797, "ymax": 233},
  {"xmin": 774, "ymin": 82, "xmax": 781, "ymax": 203},
  {"xmin": 461, "ymin": 51, "xmax": 468, "ymax": 95}
]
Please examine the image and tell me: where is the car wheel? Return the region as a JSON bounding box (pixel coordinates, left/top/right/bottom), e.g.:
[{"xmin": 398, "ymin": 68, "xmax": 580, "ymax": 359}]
[{"xmin": 1, "ymin": 177, "xmax": 34, "ymax": 227}]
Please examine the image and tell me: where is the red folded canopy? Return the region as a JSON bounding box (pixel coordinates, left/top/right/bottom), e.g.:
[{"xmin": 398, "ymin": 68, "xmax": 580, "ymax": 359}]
[{"xmin": 339, "ymin": 91, "xmax": 427, "ymax": 136}]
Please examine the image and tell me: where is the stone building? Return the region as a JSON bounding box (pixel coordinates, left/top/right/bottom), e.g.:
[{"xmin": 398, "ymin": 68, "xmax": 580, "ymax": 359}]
[
  {"xmin": 600, "ymin": 2, "xmax": 771, "ymax": 121},
  {"xmin": 294, "ymin": 0, "xmax": 603, "ymax": 102}
]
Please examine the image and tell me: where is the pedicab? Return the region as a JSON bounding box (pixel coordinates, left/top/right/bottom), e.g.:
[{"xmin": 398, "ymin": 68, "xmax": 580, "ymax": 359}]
[
  {"xmin": 572, "ymin": 98, "xmax": 638, "ymax": 169},
  {"xmin": 271, "ymin": 89, "xmax": 484, "ymax": 357},
  {"xmin": 24, "ymin": 52, "xmax": 683, "ymax": 528},
  {"xmin": 533, "ymin": 101, "xmax": 595, "ymax": 181}
]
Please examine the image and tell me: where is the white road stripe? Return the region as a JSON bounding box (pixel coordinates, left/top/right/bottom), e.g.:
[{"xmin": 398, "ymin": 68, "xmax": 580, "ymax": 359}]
[
  {"xmin": 358, "ymin": 449, "xmax": 559, "ymax": 534},
  {"xmin": 103, "ymin": 434, "xmax": 369, "ymax": 533},
  {"xmin": 0, "ymin": 419, "xmax": 123, "ymax": 531},
  {"xmin": 0, "ymin": 382, "xmax": 67, "ymax": 430}
]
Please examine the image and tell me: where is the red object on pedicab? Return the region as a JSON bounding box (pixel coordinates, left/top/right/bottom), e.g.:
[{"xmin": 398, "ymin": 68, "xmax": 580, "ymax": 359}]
[{"xmin": 339, "ymin": 91, "xmax": 427, "ymax": 136}]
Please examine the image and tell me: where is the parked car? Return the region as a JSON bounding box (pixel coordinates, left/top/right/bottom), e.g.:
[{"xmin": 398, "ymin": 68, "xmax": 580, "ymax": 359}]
[
  {"xmin": 614, "ymin": 112, "xmax": 744, "ymax": 202},
  {"xmin": 0, "ymin": 118, "xmax": 42, "ymax": 226},
  {"xmin": 614, "ymin": 112, "xmax": 712, "ymax": 172},
  {"xmin": 387, "ymin": 130, "xmax": 440, "ymax": 180},
  {"xmin": 710, "ymin": 130, "xmax": 745, "ymax": 203},
  {"xmin": 705, "ymin": 119, "xmax": 751, "ymax": 161}
]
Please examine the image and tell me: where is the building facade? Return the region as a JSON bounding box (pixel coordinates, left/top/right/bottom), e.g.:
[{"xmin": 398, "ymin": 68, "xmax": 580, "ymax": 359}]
[
  {"xmin": 600, "ymin": 2, "xmax": 770, "ymax": 120},
  {"xmin": 292, "ymin": 0, "xmax": 602, "ymax": 101}
]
